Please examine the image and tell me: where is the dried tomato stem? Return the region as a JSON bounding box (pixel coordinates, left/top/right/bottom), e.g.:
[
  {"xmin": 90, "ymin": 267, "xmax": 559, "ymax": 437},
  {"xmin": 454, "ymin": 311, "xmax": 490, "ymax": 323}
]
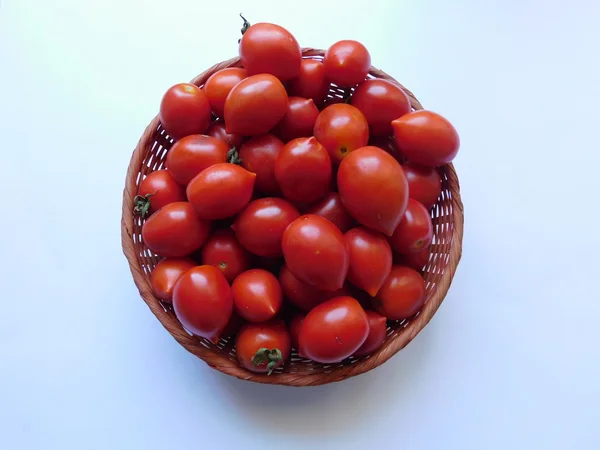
[{"xmin": 251, "ymin": 347, "xmax": 283, "ymax": 375}]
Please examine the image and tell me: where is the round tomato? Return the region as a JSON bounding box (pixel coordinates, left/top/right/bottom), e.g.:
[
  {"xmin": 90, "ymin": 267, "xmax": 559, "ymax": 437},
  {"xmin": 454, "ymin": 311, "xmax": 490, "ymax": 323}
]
[
  {"xmin": 281, "ymin": 214, "xmax": 349, "ymax": 291},
  {"xmin": 150, "ymin": 258, "xmax": 196, "ymax": 302},
  {"xmin": 394, "ymin": 246, "xmax": 430, "ymax": 271},
  {"xmin": 186, "ymin": 163, "xmax": 256, "ymax": 220},
  {"xmin": 166, "ymin": 134, "xmax": 230, "ymax": 185},
  {"xmin": 354, "ymin": 311, "xmax": 387, "ymax": 357},
  {"xmin": 374, "ymin": 265, "xmax": 426, "ymax": 320},
  {"xmin": 273, "ymin": 97, "xmax": 319, "ymax": 142},
  {"xmin": 389, "ymin": 199, "xmax": 433, "ymax": 254},
  {"xmin": 206, "ymin": 121, "xmax": 245, "ymax": 149},
  {"xmin": 238, "ymin": 134, "xmax": 284, "ymax": 196},
  {"xmin": 200, "ymin": 229, "xmax": 250, "ymax": 283},
  {"xmin": 304, "ymin": 192, "xmax": 354, "ymax": 232},
  {"xmin": 351, "ymin": 79, "xmax": 411, "ymax": 136},
  {"xmin": 232, "ymin": 269, "xmax": 283, "ymax": 323},
  {"xmin": 203, "ymin": 67, "xmax": 247, "ymax": 118},
  {"xmin": 236, "ymin": 319, "xmax": 292, "ymax": 374},
  {"xmin": 402, "ymin": 162, "xmax": 442, "ymax": 209},
  {"xmin": 159, "ymin": 83, "xmax": 211, "ymax": 139},
  {"xmin": 338, "ymin": 146, "xmax": 409, "ymax": 236},
  {"xmin": 313, "ymin": 104, "xmax": 369, "ymax": 164},
  {"xmin": 298, "ymin": 296, "xmax": 369, "ymax": 363},
  {"xmin": 135, "ymin": 170, "xmax": 186, "ymax": 217},
  {"xmin": 274, "ymin": 137, "xmax": 331, "ymax": 203},
  {"xmin": 287, "ymin": 59, "xmax": 329, "ymax": 105},
  {"xmin": 323, "ymin": 40, "xmax": 371, "ymax": 87},
  {"xmin": 345, "ymin": 227, "xmax": 392, "ymax": 296},
  {"xmin": 142, "ymin": 202, "xmax": 211, "ymax": 257},
  {"xmin": 289, "ymin": 313, "xmax": 305, "ymax": 354},
  {"xmin": 392, "ymin": 110, "xmax": 460, "ymax": 167},
  {"xmin": 172, "ymin": 265, "xmax": 233, "ymax": 343}
]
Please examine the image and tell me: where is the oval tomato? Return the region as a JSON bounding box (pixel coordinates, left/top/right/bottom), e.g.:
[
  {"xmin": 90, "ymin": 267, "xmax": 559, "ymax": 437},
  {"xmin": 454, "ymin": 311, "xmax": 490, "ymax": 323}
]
[
  {"xmin": 135, "ymin": 170, "xmax": 186, "ymax": 217},
  {"xmin": 374, "ymin": 265, "xmax": 426, "ymax": 320},
  {"xmin": 172, "ymin": 265, "xmax": 233, "ymax": 342},
  {"xmin": 159, "ymin": 83, "xmax": 211, "ymax": 139},
  {"xmin": 394, "ymin": 246, "xmax": 430, "ymax": 272},
  {"xmin": 142, "ymin": 202, "xmax": 211, "ymax": 257},
  {"xmin": 337, "ymin": 146, "xmax": 409, "ymax": 236},
  {"xmin": 287, "ymin": 59, "xmax": 329, "ymax": 105},
  {"xmin": 238, "ymin": 134, "xmax": 284, "ymax": 196},
  {"xmin": 273, "ymin": 97, "xmax": 319, "ymax": 142},
  {"xmin": 186, "ymin": 163, "xmax": 256, "ymax": 220},
  {"xmin": 289, "ymin": 313, "xmax": 305, "ymax": 353},
  {"xmin": 232, "ymin": 269, "xmax": 283, "ymax": 322},
  {"xmin": 298, "ymin": 296, "xmax": 369, "ymax": 363},
  {"xmin": 392, "ymin": 110, "xmax": 460, "ymax": 167},
  {"xmin": 389, "ymin": 199, "xmax": 433, "ymax": 254},
  {"xmin": 206, "ymin": 121, "xmax": 245, "ymax": 149},
  {"xmin": 200, "ymin": 229, "xmax": 250, "ymax": 283},
  {"xmin": 166, "ymin": 134, "xmax": 230, "ymax": 185},
  {"xmin": 150, "ymin": 258, "xmax": 196, "ymax": 302},
  {"xmin": 203, "ymin": 67, "xmax": 247, "ymax": 118},
  {"xmin": 281, "ymin": 214, "xmax": 349, "ymax": 291},
  {"xmin": 345, "ymin": 227, "xmax": 392, "ymax": 296},
  {"xmin": 236, "ymin": 319, "xmax": 291, "ymax": 374},
  {"xmin": 402, "ymin": 162, "xmax": 442, "ymax": 209},
  {"xmin": 304, "ymin": 192, "xmax": 354, "ymax": 233},
  {"xmin": 354, "ymin": 311, "xmax": 387, "ymax": 357},
  {"xmin": 323, "ymin": 40, "xmax": 371, "ymax": 87},
  {"xmin": 313, "ymin": 104, "xmax": 369, "ymax": 164},
  {"xmin": 351, "ymin": 79, "xmax": 411, "ymax": 136}
]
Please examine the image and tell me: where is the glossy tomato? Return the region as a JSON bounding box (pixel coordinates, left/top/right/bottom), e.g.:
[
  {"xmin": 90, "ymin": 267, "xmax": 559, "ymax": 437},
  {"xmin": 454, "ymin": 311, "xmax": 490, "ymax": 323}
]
[
  {"xmin": 166, "ymin": 134, "xmax": 230, "ymax": 185},
  {"xmin": 206, "ymin": 121, "xmax": 245, "ymax": 149},
  {"xmin": 142, "ymin": 202, "xmax": 211, "ymax": 257},
  {"xmin": 232, "ymin": 269, "xmax": 283, "ymax": 322},
  {"xmin": 224, "ymin": 74, "xmax": 288, "ymax": 136},
  {"xmin": 281, "ymin": 214, "xmax": 349, "ymax": 291},
  {"xmin": 374, "ymin": 265, "xmax": 426, "ymax": 320},
  {"xmin": 273, "ymin": 97, "xmax": 319, "ymax": 142},
  {"xmin": 402, "ymin": 162, "xmax": 442, "ymax": 209},
  {"xmin": 135, "ymin": 170, "xmax": 186, "ymax": 217},
  {"xmin": 172, "ymin": 265, "xmax": 233, "ymax": 342},
  {"xmin": 289, "ymin": 313, "xmax": 305, "ymax": 354},
  {"xmin": 394, "ymin": 246, "xmax": 430, "ymax": 271},
  {"xmin": 323, "ymin": 40, "xmax": 371, "ymax": 87},
  {"xmin": 345, "ymin": 227, "xmax": 392, "ymax": 296},
  {"xmin": 354, "ymin": 311, "xmax": 387, "ymax": 357},
  {"xmin": 389, "ymin": 199, "xmax": 433, "ymax": 254},
  {"xmin": 150, "ymin": 258, "xmax": 196, "ymax": 302},
  {"xmin": 338, "ymin": 146, "xmax": 409, "ymax": 236},
  {"xmin": 186, "ymin": 163, "xmax": 256, "ymax": 220},
  {"xmin": 351, "ymin": 79, "xmax": 411, "ymax": 136},
  {"xmin": 203, "ymin": 67, "xmax": 247, "ymax": 118},
  {"xmin": 236, "ymin": 319, "xmax": 291, "ymax": 374},
  {"xmin": 159, "ymin": 83, "xmax": 211, "ymax": 139},
  {"xmin": 287, "ymin": 59, "xmax": 329, "ymax": 105},
  {"xmin": 238, "ymin": 134, "xmax": 284, "ymax": 196},
  {"xmin": 304, "ymin": 192, "xmax": 354, "ymax": 233},
  {"xmin": 298, "ymin": 296, "xmax": 369, "ymax": 363},
  {"xmin": 313, "ymin": 104, "xmax": 369, "ymax": 164},
  {"xmin": 392, "ymin": 110, "xmax": 460, "ymax": 167},
  {"xmin": 200, "ymin": 229, "xmax": 250, "ymax": 283}
]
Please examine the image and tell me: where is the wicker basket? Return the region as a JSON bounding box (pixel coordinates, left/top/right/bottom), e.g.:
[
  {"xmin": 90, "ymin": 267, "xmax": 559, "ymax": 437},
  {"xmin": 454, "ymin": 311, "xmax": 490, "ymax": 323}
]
[{"xmin": 121, "ymin": 48, "xmax": 464, "ymax": 386}]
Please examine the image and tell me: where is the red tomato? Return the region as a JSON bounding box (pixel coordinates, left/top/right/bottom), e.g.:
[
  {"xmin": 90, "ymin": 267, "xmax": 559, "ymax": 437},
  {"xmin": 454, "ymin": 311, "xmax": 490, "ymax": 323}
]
[
  {"xmin": 402, "ymin": 162, "xmax": 442, "ymax": 209},
  {"xmin": 287, "ymin": 59, "xmax": 329, "ymax": 105},
  {"xmin": 374, "ymin": 265, "xmax": 426, "ymax": 320},
  {"xmin": 389, "ymin": 199, "xmax": 433, "ymax": 254},
  {"xmin": 233, "ymin": 198, "xmax": 300, "ymax": 257},
  {"xmin": 394, "ymin": 246, "xmax": 430, "ymax": 271},
  {"xmin": 281, "ymin": 214, "xmax": 349, "ymax": 291},
  {"xmin": 186, "ymin": 163, "xmax": 256, "ymax": 220},
  {"xmin": 236, "ymin": 319, "xmax": 291, "ymax": 374},
  {"xmin": 239, "ymin": 134, "xmax": 284, "ymax": 196},
  {"xmin": 345, "ymin": 227, "xmax": 392, "ymax": 296},
  {"xmin": 273, "ymin": 97, "xmax": 319, "ymax": 142},
  {"xmin": 135, "ymin": 170, "xmax": 186, "ymax": 217},
  {"xmin": 203, "ymin": 68, "xmax": 247, "ymax": 118},
  {"xmin": 298, "ymin": 296, "xmax": 369, "ymax": 363},
  {"xmin": 166, "ymin": 135, "xmax": 230, "ymax": 185},
  {"xmin": 172, "ymin": 265, "xmax": 233, "ymax": 342},
  {"xmin": 274, "ymin": 137, "xmax": 331, "ymax": 203},
  {"xmin": 323, "ymin": 40, "xmax": 371, "ymax": 87},
  {"xmin": 305, "ymin": 192, "xmax": 354, "ymax": 233},
  {"xmin": 338, "ymin": 146, "xmax": 409, "ymax": 236},
  {"xmin": 159, "ymin": 83, "xmax": 211, "ymax": 139},
  {"xmin": 351, "ymin": 79, "xmax": 411, "ymax": 136},
  {"xmin": 232, "ymin": 269, "xmax": 283, "ymax": 322},
  {"xmin": 206, "ymin": 121, "xmax": 245, "ymax": 149},
  {"xmin": 289, "ymin": 313, "xmax": 305, "ymax": 351},
  {"xmin": 313, "ymin": 104, "xmax": 369, "ymax": 164},
  {"xmin": 354, "ymin": 311, "xmax": 387, "ymax": 357},
  {"xmin": 368, "ymin": 135, "xmax": 405, "ymax": 163},
  {"xmin": 239, "ymin": 22, "xmax": 301, "ymax": 81},
  {"xmin": 221, "ymin": 311, "xmax": 244, "ymax": 338},
  {"xmin": 142, "ymin": 202, "xmax": 211, "ymax": 257},
  {"xmin": 200, "ymin": 229, "xmax": 250, "ymax": 283},
  {"xmin": 392, "ymin": 110, "xmax": 460, "ymax": 167},
  {"xmin": 150, "ymin": 258, "xmax": 196, "ymax": 302}
]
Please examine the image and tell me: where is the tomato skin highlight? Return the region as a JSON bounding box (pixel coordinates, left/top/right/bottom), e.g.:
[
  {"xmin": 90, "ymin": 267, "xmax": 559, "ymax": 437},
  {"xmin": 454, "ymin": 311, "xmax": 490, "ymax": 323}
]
[
  {"xmin": 345, "ymin": 227, "xmax": 392, "ymax": 297},
  {"xmin": 374, "ymin": 265, "xmax": 426, "ymax": 320},
  {"xmin": 323, "ymin": 40, "xmax": 371, "ymax": 87},
  {"xmin": 203, "ymin": 68, "xmax": 247, "ymax": 118},
  {"xmin": 206, "ymin": 122, "xmax": 245, "ymax": 150},
  {"xmin": 150, "ymin": 258, "xmax": 196, "ymax": 302},
  {"xmin": 304, "ymin": 192, "xmax": 354, "ymax": 233},
  {"xmin": 287, "ymin": 59, "xmax": 329, "ymax": 105},
  {"xmin": 166, "ymin": 135, "xmax": 230, "ymax": 186},
  {"xmin": 236, "ymin": 319, "xmax": 292, "ymax": 374},
  {"xmin": 389, "ymin": 199, "xmax": 433, "ymax": 254},
  {"xmin": 200, "ymin": 229, "xmax": 250, "ymax": 283},
  {"xmin": 402, "ymin": 162, "xmax": 442, "ymax": 209},
  {"xmin": 159, "ymin": 83, "xmax": 211, "ymax": 139},
  {"xmin": 353, "ymin": 311, "xmax": 387, "ymax": 357},
  {"xmin": 136, "ymin": 170, "xmax": 186, "ymax": 216},
  {"xmin": 273, "ymin": 97, "xmax": 320, "ymax": 143},
  {"xmin": 232, "ymin": 269, "xmax": 283, "ymax": 323},
  {"xmin": 239, "ymin": 134, "xmax": 284, "ymax": 196}
]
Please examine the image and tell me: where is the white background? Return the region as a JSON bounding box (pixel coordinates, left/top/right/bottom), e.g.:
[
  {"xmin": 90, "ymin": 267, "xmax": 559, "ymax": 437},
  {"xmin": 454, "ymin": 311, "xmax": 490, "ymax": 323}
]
[{"xmin": 2, "ymin": 0, "xmax": 600, "ymax": 448}]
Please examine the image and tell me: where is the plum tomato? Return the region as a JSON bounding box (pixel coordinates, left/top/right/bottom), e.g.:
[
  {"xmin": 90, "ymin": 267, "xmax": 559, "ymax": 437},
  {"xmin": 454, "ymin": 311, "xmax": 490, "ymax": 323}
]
[
  {"xmin": 374, "ymin": 265, "xmax": 426, "ymax": 320},
  {"xmin": 345, "ymin": 227, "xmax": 392, "ymax": 297},
  {"xmin": 166, "ymin": 134, "xmax": 230, "ymax": 185},
  {"xmin": 287, "ymin": 59, "xmax": 329, "ymax": 105},
  {"xmin": 389, "ymin": 199, "xmax": 433, "ymax": 254},
  {"xmin": 203, "ymin": 67, "xmax": 247, "ymax": 118},
  {"xmin": 232, "ymin": 269, "xmax": 283, "ymax": 323},
  {"xmin": 354, "ymin": 311, "xmax": 387, "ymax": 357},
  {"xmin": 323, "ymin": 40, "xmax": 371, "ymax": 87},
  {"xmin": 238, "ymin": 134, "xmax": 284, "ymax": 196},
  {"xmin": 159, "ymin": 83, "xmax": 211, "ymax": 139},
  {"xmin": 135, "ymin": 170, "xmax": 186, "ymax": 217},
  {"xmin": 289, "ymin": 313, "xmax": 305, "ymax": 353},
  {"xmin": 273, "ymin": 97, "xmax": 319, "ymax": 143},
  {"xmin": 304, "ymin": 192, "xmax": 354, "ymax": 233},
  {"xmin": 402, "ymin": 162, "xmax": 442, "ymax": 209},
  {"xmin": 206, "ymin": 121, "xmax": 245, "ymax": 149},
  {"xmin": 236, "ymin": 319, "xmax": 292, "ymax": 374},
  {"xmin": 150, "ymin": 258, "xmax": 196, "ymax": 302},
  {"xmin": 394, "ymin": 246, "xmax": 431, "ymax": 272},
  {"xmin": 200, "ymin": 229, "xmax": 250, "ymax": 283}
]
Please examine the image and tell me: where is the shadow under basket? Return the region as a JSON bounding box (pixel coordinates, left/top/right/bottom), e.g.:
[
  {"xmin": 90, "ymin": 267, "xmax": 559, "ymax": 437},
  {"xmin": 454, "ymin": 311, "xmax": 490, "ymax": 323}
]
[{"xmin": 121, "ymin": 48, "xmax": 464, "ymax": 387}]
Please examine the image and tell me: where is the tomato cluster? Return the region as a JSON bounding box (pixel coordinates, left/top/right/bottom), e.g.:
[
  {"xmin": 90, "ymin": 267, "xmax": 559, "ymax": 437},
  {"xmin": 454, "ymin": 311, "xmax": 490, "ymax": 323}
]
[{"xmin": 136, "ymin": 18, "xmax": 460, "ymax": 375}]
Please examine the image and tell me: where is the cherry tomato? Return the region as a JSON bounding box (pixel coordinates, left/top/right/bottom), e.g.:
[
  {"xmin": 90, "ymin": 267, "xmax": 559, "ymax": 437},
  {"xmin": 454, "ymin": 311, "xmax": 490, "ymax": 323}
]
[
  {"xmin": 392, "ymin": 110, "xmax": 460, "ymax": 167},
  {"xmin": 345, "ymin": 227, "xmax": 392, "ymax": 296},
  {"xmin": 238, "ymin": 134, "xmax": 284, "ymax": 196},
  {"xmin": 338, "ymin": 146, "xmax": 409, "ymax": 236},
  {"xmin": 232, "ymin": 269, "xmax": 283, "ymax": 323},
  {"xmin": 323, "ymin": 40, "xmax": 371, "ymax": 87},
  {"xmin": 287, "ymin": 59, "xmax": 329, "ymax": 105},
  {"xmin": 233, "ymin": 198, "xmax": 300, "ymax": 257},
  {"xmin": 206, "ymin": 121, "xmax": 245, "ymax": 149},
  {"xmin": 150, "ymin": 258, "xmax": 196, "ymax": 302},
  {"xmin": 142, "ymin": 202, "xmax": 211, "ymax": 257},
  {"xmin": 313, "ymin": 104, "xmax": 369, "ymax": 164},
  {"xmin": 289, "ymin": 313, "xmax": 305, "ymax": 351},
  {"xmin": 186, "ymin": 163, "xmax": 256, "ymax": 220},
  {"xmin": 304, "ymin": 192, "xmax": 354, "ymax": 233},
  {"xmin": 135, "ymin": 170, "xmax": 186, "ymax": 217},
  {"xmin": 273, "ymin": 97, "xmax": 319, "ymax": 142},
  {"xmin": 166, "ymin": 134, "xmax": 230, "ymax": 185},
  {"xmin": 274, "ymin": 137, "xmax": 331, "ymax": 203},
  {"xmin": 203, "ymin": 68, "xmax": 247, "ymax": 118},
  {"xmin": 200, "ymin": 229, "xmax": 250, "ymax": 283},
  {"xmin": 239, "ymin": 21, "xmax": 301, "ymax": 81},
  {"xmin": 402, "ymin": 162, "xmax": 442, "ymax": 209},
  {"xmin": 394, "ymin": 246, "xmax": 430, "ymax": 271},
  {"xmin": 374, "ymin": 265, "xmax": 426, "ymax": 320},
  {"xmin": 159, "ymin": 83, "xmax": 211, "ymax": 139},
  {"xmin": 282, "ymin": 214, "xmax": 349, "ymax": 291},
  {"xmin": 236, "ymin": 319, "xmax": 292, "ymax": 374},
  {"xmin": 172, "ymin": 265, "xmax": 233, "ymax": 342},
  {"xmin": 389, "ymin": 199, "xmax": 433, "ymax": 254},
  {"xmin": 351, "ymin": 79, "xmax": 411, "ymax": 136},
  {"xmin": 298, "ymin": 296, "xmax": 369, "ymax": 363},
  {"xmin": 354, "ymin": 311, "xmax": 387, "ymax": 357}
]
